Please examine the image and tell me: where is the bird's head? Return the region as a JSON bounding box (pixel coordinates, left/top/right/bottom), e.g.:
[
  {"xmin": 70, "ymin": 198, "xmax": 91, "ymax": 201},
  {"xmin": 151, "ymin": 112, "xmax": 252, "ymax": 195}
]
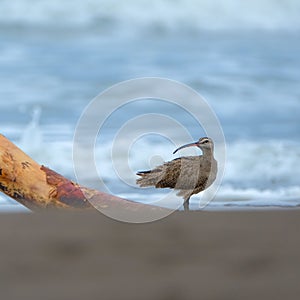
[{"xmin": 173, "ymin": 137, "xmax": 214, "ymax": 154}]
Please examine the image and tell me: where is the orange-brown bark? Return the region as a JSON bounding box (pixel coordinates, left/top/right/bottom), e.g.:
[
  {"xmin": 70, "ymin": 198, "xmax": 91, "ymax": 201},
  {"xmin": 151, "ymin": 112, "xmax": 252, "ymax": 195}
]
[{"xmin": 0, "ymin": 134, "xmax": 170, "ymax": 214}]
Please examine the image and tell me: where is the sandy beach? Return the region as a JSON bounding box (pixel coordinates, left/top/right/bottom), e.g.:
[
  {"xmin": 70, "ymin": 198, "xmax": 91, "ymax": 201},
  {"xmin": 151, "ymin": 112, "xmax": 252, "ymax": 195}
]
[{"xmin": 1, "ymin": 210, "xmax": 299, "ymax": 300}]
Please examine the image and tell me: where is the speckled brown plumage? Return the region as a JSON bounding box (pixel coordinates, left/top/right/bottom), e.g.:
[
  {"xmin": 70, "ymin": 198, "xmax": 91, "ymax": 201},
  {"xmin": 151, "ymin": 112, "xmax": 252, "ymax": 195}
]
[{"xmin": 136, "ymin": 137, "xmax": 217, "ymax": 210}]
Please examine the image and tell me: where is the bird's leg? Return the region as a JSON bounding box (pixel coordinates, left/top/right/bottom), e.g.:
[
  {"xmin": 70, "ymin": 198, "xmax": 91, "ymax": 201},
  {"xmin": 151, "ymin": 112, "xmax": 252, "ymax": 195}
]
[{"xmin": 183, "ymin": 197, "xmax": 190, "ymax": 211}]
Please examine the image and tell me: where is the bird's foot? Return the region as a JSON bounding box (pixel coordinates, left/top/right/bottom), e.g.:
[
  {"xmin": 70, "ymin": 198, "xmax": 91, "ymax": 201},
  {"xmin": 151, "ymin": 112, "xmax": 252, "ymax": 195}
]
[{"xmin": 183, "ymin": 200, "xmax": 190, "ymax": 211}]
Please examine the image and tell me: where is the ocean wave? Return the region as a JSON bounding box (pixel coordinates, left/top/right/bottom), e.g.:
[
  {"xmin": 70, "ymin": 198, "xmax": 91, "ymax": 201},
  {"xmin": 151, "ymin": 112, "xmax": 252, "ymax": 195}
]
[
  {"xmin": 15, "ymin": 118, "xmax": 300, "ymax": 190},
  {"xmin": 225, "ymin": 140, "xmax": 300, "ymax": 189},
  {"xmin": 0, "ymin": 0, "xmax": 300, "ymax": 32}
]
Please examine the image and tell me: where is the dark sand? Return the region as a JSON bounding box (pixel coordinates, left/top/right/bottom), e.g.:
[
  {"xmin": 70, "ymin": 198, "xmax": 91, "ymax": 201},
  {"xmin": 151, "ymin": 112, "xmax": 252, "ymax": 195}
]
[{"xmin": 0, "ymin": 210, "xmax": 300, "ymax": 300}]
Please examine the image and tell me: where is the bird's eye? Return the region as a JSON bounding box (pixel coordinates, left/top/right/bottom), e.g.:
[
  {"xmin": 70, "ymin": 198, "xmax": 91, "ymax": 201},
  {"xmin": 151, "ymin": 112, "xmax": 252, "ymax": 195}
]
[{"xmin": 202, "ymin": 140, "xmax": 209, "ymax": 144}]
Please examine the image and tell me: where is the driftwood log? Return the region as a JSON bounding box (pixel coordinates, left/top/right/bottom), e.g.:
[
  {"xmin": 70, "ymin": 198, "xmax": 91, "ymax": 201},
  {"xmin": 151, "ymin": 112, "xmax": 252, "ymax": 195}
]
[{"xmin": 0, "ymin": 134, "xmax": 170, "ymax": 216}]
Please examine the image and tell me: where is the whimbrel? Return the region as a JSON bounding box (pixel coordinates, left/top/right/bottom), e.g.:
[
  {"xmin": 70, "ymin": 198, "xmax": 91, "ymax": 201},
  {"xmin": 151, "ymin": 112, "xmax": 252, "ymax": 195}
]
[{"xmin": 136, "ymin": 137, "xmax": 217, "ymax": 211}]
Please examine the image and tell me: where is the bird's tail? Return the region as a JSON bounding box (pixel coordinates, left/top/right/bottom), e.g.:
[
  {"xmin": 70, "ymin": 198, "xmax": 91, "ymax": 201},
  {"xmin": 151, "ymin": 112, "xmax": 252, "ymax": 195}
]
[{"xmin": 136, "ymin": 170, "xmax": 160, "ymax": 187}]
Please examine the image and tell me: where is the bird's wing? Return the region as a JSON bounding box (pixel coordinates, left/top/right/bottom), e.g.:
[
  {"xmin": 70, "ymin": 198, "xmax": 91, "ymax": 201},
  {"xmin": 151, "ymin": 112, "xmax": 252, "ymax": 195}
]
[{"xmin": 156, "ymin": 156, "xmax": 204, "ymax": 189}]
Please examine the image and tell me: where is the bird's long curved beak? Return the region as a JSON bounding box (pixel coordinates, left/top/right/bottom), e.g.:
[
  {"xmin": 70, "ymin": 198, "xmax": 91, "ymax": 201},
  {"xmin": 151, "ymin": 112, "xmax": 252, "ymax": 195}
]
[{"xmin": 173, "ymin": 142, "xmax": 198, "ymax": 154}]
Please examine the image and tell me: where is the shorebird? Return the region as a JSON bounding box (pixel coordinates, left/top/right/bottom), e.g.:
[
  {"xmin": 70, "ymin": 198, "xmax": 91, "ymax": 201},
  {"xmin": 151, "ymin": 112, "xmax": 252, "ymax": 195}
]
[{"xmin": 136, "ymin": 137, "xmax": 217, "ymax": 211}]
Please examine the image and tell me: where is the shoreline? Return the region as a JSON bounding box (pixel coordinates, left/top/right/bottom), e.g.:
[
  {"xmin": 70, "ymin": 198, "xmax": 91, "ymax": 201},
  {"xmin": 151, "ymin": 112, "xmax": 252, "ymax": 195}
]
[{"xmin": 1, "ymin": 204, "xmax": 300, "ymax": 213}]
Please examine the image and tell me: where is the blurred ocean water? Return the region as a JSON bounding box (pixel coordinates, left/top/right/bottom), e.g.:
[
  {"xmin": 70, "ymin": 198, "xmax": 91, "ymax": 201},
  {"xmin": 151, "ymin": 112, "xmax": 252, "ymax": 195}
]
[
  {"xmin": 1, "ymin": 0, "xmax": 300, "ymax": 31},
  {"xmin": 0, "ymin": 0, "xmax": 300, "ymax": 211}
]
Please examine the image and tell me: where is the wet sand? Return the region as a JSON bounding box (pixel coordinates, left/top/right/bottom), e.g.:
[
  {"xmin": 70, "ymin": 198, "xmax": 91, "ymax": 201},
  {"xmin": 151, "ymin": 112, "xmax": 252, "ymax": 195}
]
[{"xmin": 0, "ymin": 210, "xmax": 300, "ymax": 300}]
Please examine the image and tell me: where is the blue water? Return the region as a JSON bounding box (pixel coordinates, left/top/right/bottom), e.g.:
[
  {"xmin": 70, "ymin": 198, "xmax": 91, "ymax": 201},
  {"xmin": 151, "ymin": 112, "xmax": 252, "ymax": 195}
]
[{"xmin": 0, "ymin": 0, "xmax": 300, "ymax": 211}]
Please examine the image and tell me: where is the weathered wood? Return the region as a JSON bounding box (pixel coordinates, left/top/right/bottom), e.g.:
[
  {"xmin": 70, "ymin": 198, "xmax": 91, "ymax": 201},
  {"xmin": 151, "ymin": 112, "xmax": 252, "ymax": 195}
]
[{"xmin": 0, "ymin": 134, "xmax": 170, "ymax": 214}]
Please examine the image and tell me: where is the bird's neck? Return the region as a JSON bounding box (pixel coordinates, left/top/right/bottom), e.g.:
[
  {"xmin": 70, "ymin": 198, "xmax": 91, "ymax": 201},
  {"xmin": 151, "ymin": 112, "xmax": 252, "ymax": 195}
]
[{"xmin": 202, "ymin": 148, "xmax": 214, "ymax": 158}]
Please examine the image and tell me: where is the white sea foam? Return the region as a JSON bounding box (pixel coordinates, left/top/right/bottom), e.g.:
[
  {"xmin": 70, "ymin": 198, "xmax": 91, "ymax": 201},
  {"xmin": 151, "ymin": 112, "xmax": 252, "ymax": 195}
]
[
  {"xmin": 225, "ymin": 140, "xmax": 300, "ymax": 188},
  {"xmin": 15, "ymin": 118, "xmax": 300, "ymax": 192},
  {"xmin": 0, "ymin": 0, "xmax": 299, "ymax": 32}
]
